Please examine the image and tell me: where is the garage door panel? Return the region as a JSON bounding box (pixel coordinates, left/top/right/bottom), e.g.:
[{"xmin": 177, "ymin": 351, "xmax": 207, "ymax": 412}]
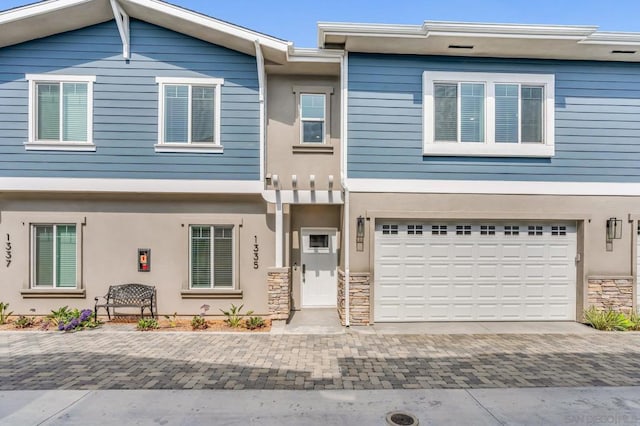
[
  {"xmin": 452, "ymin": 244, "xmax": 474, "ymax": 258},
  {"xmin": 451, "ymin": 284, "xmax": 474, "ymax": 299},
  {"xmin": 375, "ymin": 221, "xmax": 577, "ymax": 322},
  {"xmin": 478, "ymin": 244, "xmax": 500, "ymax": 259},
  {"xmin": 501, "ymin": 264, "xmax": 523, "ymax": 279},
  {"xmin": 523, "ymin": 245, "xmax": 546, "ymax": 259},
  {"xmin": 450, "ymin": 304, "xmax": 474, "ymax": 320},
  {"xmin": 523, "ymin": 264, "xmax": 546, "ymax": 280},
  {"xmin": 452, "ymin": 264, "xmax": 474, "ymax": 279}
]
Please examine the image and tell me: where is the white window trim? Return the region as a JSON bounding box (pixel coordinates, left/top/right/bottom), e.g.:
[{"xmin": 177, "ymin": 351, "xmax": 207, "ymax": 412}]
[
  {"xmin": 155, "ymin": 77, "xmax": 224, "ymax": 153},
  {"xmin": 25, "ymin": 74, "xmax": 96, "ymax": 151},
  {"xmin": 299, "ymin": 93, "xmax": 327, "ymax": 144},
  {"xmin": 30, "ymin": 223, "xmax": 80, "ymax": 289},
  {"xmin": 423, "ymin": 71, "xmax": 555, "ymax": 157},
  {"xmin": 293, "ymin": 86, "xmax": 333, "ymax": 146},
  {"xmin": 188, "ymin": 224, "xmax": 236, "ymax": 290}
]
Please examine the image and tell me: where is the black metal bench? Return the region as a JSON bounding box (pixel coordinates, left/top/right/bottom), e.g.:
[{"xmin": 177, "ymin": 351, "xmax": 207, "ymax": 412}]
[{"xmin": 94, "ymin": 283, "xmax": 156, "ymax": 320}]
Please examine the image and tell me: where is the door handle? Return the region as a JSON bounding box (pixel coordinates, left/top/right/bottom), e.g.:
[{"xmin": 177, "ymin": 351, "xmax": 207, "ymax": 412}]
[{"xmin": 302, "ymin": 264, "xmax": 306, "ymax": 275}]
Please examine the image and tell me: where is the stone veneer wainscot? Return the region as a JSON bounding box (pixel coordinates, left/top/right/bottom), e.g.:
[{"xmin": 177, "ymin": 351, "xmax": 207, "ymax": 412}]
[
  {"xmin": 338, "ymin": 270, "xmax": 371, "ymax": 326},
  {"xmin": 267, "ymin": 267, "xmax": 291, "ymax": 320},
  {"xmin": 587, "ymin": 276, "xmax": 634, "ymax": 313}
]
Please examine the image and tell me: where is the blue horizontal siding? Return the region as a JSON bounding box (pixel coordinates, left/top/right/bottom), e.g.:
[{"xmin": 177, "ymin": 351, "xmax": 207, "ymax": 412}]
[
  {"xmin": 348, "ymin": 53, "xmax": 640, "ymax": 182},
  {"xmin": 0, "ymin": 19, "xmax": 260, "ymax": 180}
]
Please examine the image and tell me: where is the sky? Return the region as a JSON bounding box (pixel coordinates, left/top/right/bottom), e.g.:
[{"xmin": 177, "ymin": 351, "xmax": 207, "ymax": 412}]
[{"xmin": 3, "ymin": 0, "xmax": 640, "ymax": 47}]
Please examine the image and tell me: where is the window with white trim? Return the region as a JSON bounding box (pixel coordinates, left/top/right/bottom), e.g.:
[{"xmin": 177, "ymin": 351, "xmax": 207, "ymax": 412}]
[
  {"xmin": 26, "ymin": 74, "xmax": 96, "ymax": 151},
  {"xmin": 156, "ymin": 77, "xmax": 224, "ymax": 153},
  {"xmin": 190, "ymin": 225, "xmax": 234, "ymax": 289},
  {"xmin": 300, "ymin": 93, "xmax": 326, "ymax": 143},
  {"xmin": 32, "ymin": 224, "xmax": 77, "ymax": 288},
  {"xmin": 423, "ymin": 71, "xmax": 555, "ymax": 157}
]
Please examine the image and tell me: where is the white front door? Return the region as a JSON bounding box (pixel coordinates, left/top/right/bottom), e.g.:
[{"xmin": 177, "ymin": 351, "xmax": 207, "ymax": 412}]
[{"xmin": 301, "ymin": 228, "xmax": 338, "ymax": 307}]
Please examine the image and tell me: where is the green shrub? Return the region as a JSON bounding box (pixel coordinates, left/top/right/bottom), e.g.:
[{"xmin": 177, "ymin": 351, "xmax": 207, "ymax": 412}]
[
  {"xmin": 14, "ymin": 315, "xmax": 35, "ymax": 329},
  {"xmin": 0, "ymin": 302, "xmax": 13, "ymax": 325},
  {"xmin": 245, "ymin": 316, "xmax": 265, "ymax": 330},
  {"xmin": 583, "ymin": 306, "xmax": 631, "ymax": 331},
  {"xmin": 137, "ymin": 318, "xmax": 159, "ymax": 331},
  {"xmin": 628, "ymin": 311, "xmax": 640, "ymax": 331},
  {"xmin": 191, "ymin": 315, "xmax": 208, "ymax": 330},
  {"xmin": 220, "ymin": 304, "xmax": 253, "ymax": 328}
]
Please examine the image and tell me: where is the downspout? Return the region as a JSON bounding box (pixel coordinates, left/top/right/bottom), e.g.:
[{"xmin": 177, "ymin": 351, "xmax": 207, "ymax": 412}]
[
  {"xmin": 254, "ymin": 40, "xmax": 266, "ymax": 183},
  {"xmin": 255, "ymin": 41, "xmax": 282, "ymax": 267},
  {"xmin": 341, "ymin": 52, "xmax": 350, "ymax": 327}
]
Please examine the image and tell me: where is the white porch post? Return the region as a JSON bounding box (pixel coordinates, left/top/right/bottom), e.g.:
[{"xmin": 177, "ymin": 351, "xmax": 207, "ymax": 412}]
[{"xmin": 275, "ymin": 191, "xmax": 283, "ymax": 268}]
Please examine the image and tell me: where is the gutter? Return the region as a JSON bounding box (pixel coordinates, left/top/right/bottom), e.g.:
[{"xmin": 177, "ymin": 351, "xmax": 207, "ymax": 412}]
[{"xmin": 340, "ymin": 52, "xmax": 350, "ymax": 327}]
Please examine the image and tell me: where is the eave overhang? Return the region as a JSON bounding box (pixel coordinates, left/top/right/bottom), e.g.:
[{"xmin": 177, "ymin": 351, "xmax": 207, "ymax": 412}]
[{"xmin": 318, "ymin": 20, "xmax": 640, "ymax": 62}]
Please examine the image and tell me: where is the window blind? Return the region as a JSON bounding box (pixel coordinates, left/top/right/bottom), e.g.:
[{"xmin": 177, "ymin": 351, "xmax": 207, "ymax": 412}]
[
  {"xmin": 37, "ymin": 84, "xmax": 60, "ymax": 140},
  {"xmin": 213, "ymin": 227, "xmax": 233, "ymax": 288},
  {"xmin": 460, "ymin": 83, "xmax": 484, "ymax": 142},
  {"xmin": 190, "ymin": 226, "xmax": 211, "ymax": 288},
  {"xmin": 34, "ymin": 225, "xmax": 54, "ymax": 286},
  {"xmin": 495, "ymin": 84, "xmax": 519, "ymax": 143},
  {"xmin": 62, "ymin": 83, "xmax": 88, "ymax": 142},
  {"xmin": 56, "ymin": 225, "xmax": 76, "ymax": 288},
  {"xmin": 165, "ymin": 85, "xmax": 189, "ymax": 143},
  {"xmin": 191, "ymin": 86, "xmax": 215, "ymax": 143},
  {"xmin": 521, "ymin": 86, "xmax": 543, "ymax": 143},
  {"xmin": 434, "ymin": 83, "xmax": 457, "ymax": 141}
]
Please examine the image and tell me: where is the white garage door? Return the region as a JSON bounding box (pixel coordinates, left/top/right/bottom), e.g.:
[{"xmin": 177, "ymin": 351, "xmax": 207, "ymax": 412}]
[{"xmin": 374, "ymin": 221, "xmax": 577, "ymax": 322}]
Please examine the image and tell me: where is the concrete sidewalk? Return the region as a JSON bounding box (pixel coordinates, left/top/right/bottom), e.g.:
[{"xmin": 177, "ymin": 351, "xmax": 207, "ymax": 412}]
[{"xmin": 2, "ymin": 387, "xmax": 640, "ymax": 425}]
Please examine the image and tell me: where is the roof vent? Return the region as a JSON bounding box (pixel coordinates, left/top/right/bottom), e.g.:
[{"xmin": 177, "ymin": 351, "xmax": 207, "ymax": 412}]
[
  {"xmin": 324, "ymin": 42, "xmax": 346, "ymax": 50},
  {"xmin": 611, "ymin": 50, "xmax": 637, "ymax": 54},
  {"xmin": 448, "ymin": 44, "xmax": 474, "ymax": 49}
]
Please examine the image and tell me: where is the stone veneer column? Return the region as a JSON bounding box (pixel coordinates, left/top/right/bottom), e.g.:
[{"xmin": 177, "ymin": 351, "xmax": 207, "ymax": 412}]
[
  {"xmin": 267, "ymin": 267, "xmax": 291, "ymax": 320},
  {"xmin": 338, "ymin": 270, "xmax": 371, "ymax": 326},
  {"xmin": 587, "ymin": 276, "xmax": 634, "ymax": 313}
]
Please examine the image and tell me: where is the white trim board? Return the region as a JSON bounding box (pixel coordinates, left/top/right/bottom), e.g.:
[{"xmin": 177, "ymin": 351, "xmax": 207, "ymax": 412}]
[
  {"xmin": 347, "ymin": 178, "xmax": 640, "ymax": 196},
  {"xmin": 0, "ymin": 178, "xmax": 263, "ymax": 194}
]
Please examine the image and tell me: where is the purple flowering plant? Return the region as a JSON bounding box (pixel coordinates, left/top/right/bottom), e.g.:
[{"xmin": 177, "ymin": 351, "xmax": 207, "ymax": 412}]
[{"xmin": 48, "ymin": 306, "xmax": 100, "ymax": 332}]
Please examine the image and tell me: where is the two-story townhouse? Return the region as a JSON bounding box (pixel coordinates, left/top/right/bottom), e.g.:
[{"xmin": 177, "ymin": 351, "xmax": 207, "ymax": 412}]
[
  {"xmin": 320, "ymin": 22, "xmax": 640, "ymax": 325},
  {"xmin": 6, "ymin": 0, "xmax": 640, "ymax": 328},
  {"xmin": 0, "ymin": 0, "xmax": 343, "ymax": 320}
]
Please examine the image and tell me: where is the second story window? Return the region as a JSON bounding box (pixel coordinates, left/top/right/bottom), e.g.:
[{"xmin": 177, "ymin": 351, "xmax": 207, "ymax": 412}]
[
  {"xmin": 155, "ymin": 77, "xmax": 224, "ymax": 153},
  {"xmin": 26, "ymin": 74, "xmax": 96, "ymax": 151},
  {"xmin": 424, "ymin": 71, "xmax": 554, "ymax": 157},
  {"xmin": 300, "ymin": 93, "xmax": 326, "ymax": 143}
]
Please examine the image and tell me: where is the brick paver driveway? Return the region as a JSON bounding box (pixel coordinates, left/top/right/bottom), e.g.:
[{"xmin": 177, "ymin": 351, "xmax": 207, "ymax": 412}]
[{"xmin": 2, "ymin": 330, "xmax": 640, "ymax": 390}]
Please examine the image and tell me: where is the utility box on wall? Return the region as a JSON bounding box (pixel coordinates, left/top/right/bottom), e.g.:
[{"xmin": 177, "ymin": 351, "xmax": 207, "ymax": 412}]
[{"xmin": 138, "ymin": 248, "xmax": 150, "ymax": 272}]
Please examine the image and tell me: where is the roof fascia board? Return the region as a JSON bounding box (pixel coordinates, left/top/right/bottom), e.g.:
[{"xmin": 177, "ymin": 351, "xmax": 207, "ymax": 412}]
[
  {"xmin": 120, "ymin": 0, "xmax": 290, "ymax": 53},
  {"xmin": 0, "ymin": 0, "xmax": 92, "ymax": 25},
  {"xmin": 287, "ymin": 47, "xmax": 343, "ymax": 63}
]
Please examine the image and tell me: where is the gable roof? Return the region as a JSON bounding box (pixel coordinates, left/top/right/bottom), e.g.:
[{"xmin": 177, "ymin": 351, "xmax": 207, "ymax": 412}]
[
  {"xmin": 318, "ymin": 21, "xmax": 640, "ymax": 62},
  {"xmin": 0, "ymin": 0, "xmax": 294, "ymax": 63}
]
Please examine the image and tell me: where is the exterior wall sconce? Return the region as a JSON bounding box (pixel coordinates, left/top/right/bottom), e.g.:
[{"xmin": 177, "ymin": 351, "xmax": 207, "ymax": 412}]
[
  {"xmin": 356, "ymin": 216, "xmax": 365, "ymax": 251},
  {"xmin": 606, "ymin": 217, "xmax": 622, "ymax": 240}
]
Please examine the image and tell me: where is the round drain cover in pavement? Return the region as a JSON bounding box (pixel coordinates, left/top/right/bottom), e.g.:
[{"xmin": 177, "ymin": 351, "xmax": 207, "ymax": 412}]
[{"xmin": 386, "ymin": 412, "xmax": 419, "ymax": 426}]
